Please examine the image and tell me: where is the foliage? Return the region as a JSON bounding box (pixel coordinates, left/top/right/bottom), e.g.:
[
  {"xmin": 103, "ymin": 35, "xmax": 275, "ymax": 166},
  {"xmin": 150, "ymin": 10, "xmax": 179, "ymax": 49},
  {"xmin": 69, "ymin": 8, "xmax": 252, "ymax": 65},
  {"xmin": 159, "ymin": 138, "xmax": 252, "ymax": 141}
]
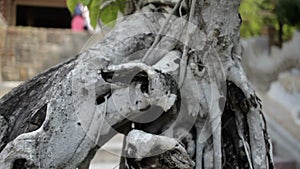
[
  {"xmin": 67, "ymin": 0, "xmax": 126, "ymax": 28},
  {"xmin": 239, "ymin": 0, "xmax": 276, "ymax": 38},
  {"xmin": 240, "ymin": 0, "xmax": 263, "ymax": 37},
  {"xmin": 275, "ymin": 0, "xmax": 300, "ymax": 27},
  {"xmin": 67, "ymin": 0, "xmax": 300, "ymax": 40},
  {"xmin": 239, "ymin": 0, "xmax": 299, "ymax": 40}
]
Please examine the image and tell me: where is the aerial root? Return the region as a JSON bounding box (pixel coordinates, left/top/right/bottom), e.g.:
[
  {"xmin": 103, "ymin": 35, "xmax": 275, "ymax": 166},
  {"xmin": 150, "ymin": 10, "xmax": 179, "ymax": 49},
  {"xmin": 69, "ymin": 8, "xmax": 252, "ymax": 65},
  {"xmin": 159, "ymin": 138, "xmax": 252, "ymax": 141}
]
[{"xmin": 226, "ymin": 55, "xmax": 268, "ymax": 169}]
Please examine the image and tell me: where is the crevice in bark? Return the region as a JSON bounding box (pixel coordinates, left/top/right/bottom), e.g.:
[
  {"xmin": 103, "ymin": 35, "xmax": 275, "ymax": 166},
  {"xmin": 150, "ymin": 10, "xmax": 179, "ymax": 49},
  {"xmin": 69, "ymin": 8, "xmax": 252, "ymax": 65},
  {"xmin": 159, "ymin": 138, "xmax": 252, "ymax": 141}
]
[
  {"xmin": 12, "ymin": 158, "xmax": 37, "ymax": 169},
  {"xmin": 96, "ymin": 93, "xmax": 111, "ymax": 105},
  {"xmin": 26, "ymin": 104, "xmax": 47, "ymax": 132},
  {"xmin": 227, "ymin": 81, "xmax": 249, "ymax": 115},
  {"xmin": 12, "ymin": 158, "xmax": 27, "ymax": 169},
  {"xmin": 101, "ymin": 69, "xmax": 149, "ymax": 89},
  {"xmin": 222, "ymin": 81, "xmax": 251, "ymax": 169},
  {"xmin": 77, "ymin": 146, "xmax": 99, "ymax": 169},
  {"xmin": 222, "ymin": 105, "xmax": 240, "ymax": 168}
]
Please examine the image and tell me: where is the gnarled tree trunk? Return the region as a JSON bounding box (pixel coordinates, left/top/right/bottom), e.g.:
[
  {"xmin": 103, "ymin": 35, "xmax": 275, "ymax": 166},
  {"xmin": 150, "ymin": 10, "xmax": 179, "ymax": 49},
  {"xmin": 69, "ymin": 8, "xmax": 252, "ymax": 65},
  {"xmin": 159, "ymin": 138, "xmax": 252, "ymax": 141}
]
[{"xmin": 0, "ymin": 0, "xmax": 273, "ymax": 169}]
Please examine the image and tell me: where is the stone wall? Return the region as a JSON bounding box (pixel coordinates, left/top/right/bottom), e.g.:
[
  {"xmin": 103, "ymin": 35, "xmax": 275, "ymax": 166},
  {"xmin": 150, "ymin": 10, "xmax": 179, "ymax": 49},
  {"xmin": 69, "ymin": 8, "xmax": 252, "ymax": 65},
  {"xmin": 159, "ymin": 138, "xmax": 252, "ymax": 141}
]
[
  {"xmin": 0, "ymin": 14, "xmax": 6, "ymax": 28},
  {"xmin": 0, "ymin": 26, "xmax": 90, "ymax": 80},
  {"xmin": 241, "ymin": 31, "xmax": 300, "ymax": 92}
]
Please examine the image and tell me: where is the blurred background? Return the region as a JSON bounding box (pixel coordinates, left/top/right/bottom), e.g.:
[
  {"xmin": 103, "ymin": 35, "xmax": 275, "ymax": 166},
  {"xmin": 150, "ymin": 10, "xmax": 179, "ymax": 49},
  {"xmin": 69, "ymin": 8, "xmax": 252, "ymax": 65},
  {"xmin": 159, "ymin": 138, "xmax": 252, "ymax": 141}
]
[{"xmin": 0, "ymin": 0, "xmax": 299, "ymax": 168}]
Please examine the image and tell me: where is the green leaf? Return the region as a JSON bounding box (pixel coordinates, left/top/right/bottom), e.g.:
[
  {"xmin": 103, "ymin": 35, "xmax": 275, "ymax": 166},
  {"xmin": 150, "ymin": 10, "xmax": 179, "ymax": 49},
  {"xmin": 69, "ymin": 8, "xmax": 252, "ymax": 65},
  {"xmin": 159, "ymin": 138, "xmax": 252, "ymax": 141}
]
[
  {"xmin": 79, "ymin": 0, "xmax": 91, "ymax": 6},
  {"xmin": 88, "ymin": 0, "xmax": 102, "ymax": 28},
  {"xmin": 116, "ymin": 0, "xmax": 126, "ymax": 13},
  {"xmin": 67, "ymin": 0, "xmax": 79, "ymax": 14},
  {"xmin": 100, "ymin": 2, "xmax": 118, "ymax": 26},
  {"xmin": 85, "ymin": 0, "xmax": 124, "ymax": 28}
]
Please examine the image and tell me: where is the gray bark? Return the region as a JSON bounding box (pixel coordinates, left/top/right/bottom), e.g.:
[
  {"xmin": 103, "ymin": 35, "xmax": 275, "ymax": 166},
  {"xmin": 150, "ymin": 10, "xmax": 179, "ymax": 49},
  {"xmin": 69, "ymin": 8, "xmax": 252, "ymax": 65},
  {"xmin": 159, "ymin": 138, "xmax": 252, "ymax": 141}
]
[{"xmin": 0, "ymin": 0, "xmax": 274, "ymax": 169}]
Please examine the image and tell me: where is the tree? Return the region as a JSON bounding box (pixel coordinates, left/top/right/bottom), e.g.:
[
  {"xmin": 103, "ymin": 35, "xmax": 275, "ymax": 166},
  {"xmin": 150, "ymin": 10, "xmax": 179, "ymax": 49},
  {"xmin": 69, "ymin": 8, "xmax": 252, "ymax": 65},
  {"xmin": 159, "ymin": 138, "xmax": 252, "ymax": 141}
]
[
  {"xmin": 239, "ymin": 0, "xmax": 300, "ymax": 47},
  {"xmin": 0, "ymin": 0, "xmax": 274, "ymax": 169},
  {"xmin": 275, "ymin": 0, "xmax": 300, "ymax": 46},
  {"xmin": 275, "ymin": 0, "xmax": 300, "ymax": 27},
  {"xmin": 239, "ymin": 0, "xmax": 275, "ymax": 38}
]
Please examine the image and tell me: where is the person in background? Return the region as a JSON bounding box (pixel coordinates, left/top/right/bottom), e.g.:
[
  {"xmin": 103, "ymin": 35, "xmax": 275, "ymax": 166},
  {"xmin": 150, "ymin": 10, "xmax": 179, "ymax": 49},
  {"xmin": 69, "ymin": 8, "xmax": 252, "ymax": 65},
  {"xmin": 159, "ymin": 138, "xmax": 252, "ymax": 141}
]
[
  {"xmin": 82, "ymin": 6, "xmax": 94, "ymax": 32},
  {"xmin": 71, "ymin": 4, "xmax": 85, "ymax": 32}
]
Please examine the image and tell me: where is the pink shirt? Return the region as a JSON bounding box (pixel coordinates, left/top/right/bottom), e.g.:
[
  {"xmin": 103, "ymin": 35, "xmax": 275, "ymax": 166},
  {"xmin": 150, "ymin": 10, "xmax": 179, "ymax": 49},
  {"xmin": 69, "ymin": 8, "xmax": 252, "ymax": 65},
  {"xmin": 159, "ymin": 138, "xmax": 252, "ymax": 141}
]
[{"xmin": 71, "ymin": 16, "xmax": 85, "ymax": 32}]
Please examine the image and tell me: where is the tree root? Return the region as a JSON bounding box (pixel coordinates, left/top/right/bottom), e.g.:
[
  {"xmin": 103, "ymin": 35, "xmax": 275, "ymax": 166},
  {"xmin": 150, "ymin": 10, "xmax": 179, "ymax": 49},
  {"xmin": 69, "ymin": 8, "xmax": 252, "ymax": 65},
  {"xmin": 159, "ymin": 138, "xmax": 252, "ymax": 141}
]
[{"xmin": 123, "ymin": 129, "xmax": 195, "ymax": 169}]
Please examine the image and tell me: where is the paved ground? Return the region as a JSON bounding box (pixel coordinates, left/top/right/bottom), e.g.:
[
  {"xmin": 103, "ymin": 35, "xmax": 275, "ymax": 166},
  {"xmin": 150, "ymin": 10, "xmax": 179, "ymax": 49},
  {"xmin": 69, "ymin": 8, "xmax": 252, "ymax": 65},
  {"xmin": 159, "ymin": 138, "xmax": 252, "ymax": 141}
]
[{"xmin": 258, "ymin": 92, "xmax": 300, "ymax": 168}]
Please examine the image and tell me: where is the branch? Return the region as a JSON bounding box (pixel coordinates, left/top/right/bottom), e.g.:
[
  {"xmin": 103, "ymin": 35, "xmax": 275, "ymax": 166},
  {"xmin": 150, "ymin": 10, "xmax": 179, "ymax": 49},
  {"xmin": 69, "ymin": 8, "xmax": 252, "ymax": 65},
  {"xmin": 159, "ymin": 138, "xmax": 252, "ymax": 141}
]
[{"xmin": 0, "ymin": 12, "xmax": 179, "ymax": 169}]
